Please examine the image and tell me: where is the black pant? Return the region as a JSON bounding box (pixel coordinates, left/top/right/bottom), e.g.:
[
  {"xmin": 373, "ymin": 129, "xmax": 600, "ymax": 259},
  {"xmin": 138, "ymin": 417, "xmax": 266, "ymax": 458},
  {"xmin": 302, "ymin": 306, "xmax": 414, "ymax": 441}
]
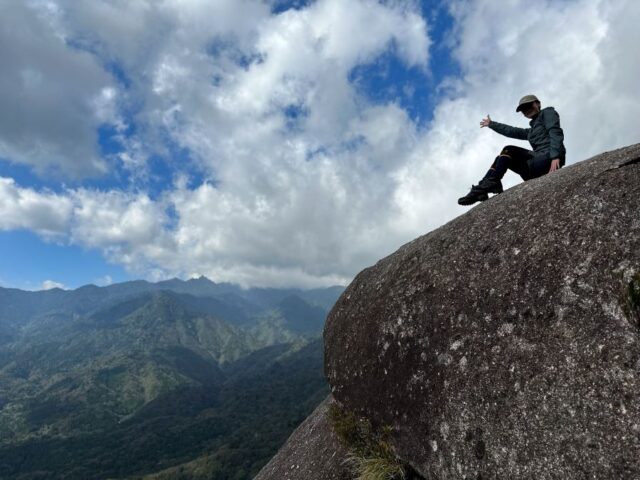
[{"xmin": 489, "ymin": 145, "xmax": 553, "ymax": 181}]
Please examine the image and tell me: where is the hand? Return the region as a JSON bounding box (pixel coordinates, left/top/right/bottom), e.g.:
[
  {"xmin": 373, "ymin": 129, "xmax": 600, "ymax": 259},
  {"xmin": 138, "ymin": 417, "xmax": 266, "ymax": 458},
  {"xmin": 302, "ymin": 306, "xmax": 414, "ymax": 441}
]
[
  {"xmin": 480, "ymin": 115, "xmax": 491, "ymax": 128},
  {"xmin": 549, "ymin": 158, "xmax": 560, "ymax": 172}
]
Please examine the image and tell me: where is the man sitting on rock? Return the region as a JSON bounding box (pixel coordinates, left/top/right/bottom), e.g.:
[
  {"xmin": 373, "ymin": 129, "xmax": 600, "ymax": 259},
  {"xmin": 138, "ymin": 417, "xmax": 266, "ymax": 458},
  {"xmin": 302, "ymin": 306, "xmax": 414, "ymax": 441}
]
[{"xmin": 458, "ymin": 94, "xmax": 566, "ymax": 206}]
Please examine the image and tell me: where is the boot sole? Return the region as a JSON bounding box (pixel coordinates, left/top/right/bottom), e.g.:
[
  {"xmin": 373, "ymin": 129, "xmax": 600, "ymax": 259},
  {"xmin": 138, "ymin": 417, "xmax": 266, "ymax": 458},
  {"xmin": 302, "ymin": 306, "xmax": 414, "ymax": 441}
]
[{"xmin": 458, "ymin": 193, "xmax": 489, "ymax": 205}]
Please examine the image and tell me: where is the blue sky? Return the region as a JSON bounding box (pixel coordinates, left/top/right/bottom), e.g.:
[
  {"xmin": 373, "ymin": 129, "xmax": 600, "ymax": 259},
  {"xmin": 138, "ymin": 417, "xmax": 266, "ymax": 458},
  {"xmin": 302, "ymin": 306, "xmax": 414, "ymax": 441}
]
[
  {"xmin": 0, "ymin": 230, "xmax": 129, "ymax": 290},
  {"xmin": 1, "ymin": 0, "xmax": 639, "ymax": 290}
]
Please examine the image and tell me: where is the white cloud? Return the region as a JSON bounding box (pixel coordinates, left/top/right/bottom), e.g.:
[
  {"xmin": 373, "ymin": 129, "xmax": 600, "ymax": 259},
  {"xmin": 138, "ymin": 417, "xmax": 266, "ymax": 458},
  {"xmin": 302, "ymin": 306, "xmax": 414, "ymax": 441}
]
[
  {"xmin": 70, "ymin": 189, "xmax": 167, "ymax": 248},
  {"xmin": 42, "ymin": 280, "xmax": 65, "ymax": 290},
  {"xmin": 2, "ymin": 0, "xmax": 639, "ymax": 288},
  {"xmin": 67, "ymin": 188, "xmax": 175, "ymax": 274},
  {"xmin": 0, "ymin": 177, "xmax": 73, "ymax": 237},
  {"xmin": 0, "ymin": 1, "xmax": 116, "ymax": 177},
  {"xmin": 206, "ymin": 0, "xmax": 429, "ymax": 152}
]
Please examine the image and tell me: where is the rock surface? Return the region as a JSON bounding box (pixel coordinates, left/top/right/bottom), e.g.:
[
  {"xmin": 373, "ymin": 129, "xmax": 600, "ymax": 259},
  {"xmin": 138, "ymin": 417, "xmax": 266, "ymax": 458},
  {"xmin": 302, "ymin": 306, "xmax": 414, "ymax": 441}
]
[
  {"xmin": 324, "ymin": 144, "xmax": 640, "ymax": 479},
  {"xmin": 254, "ymin": 395, "xmax": 352, "ymax": 480}
]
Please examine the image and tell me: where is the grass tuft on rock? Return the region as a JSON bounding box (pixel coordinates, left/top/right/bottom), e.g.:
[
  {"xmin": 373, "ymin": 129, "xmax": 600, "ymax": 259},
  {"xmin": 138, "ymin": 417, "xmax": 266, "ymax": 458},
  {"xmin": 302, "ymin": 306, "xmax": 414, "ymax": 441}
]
[
  {"xmin": 345, "ymin": 455, "xmax": 406, "ymax": 480},
  {"xmin": 328, "ymin": 402, "xmax": 410, "ymax": 480}
]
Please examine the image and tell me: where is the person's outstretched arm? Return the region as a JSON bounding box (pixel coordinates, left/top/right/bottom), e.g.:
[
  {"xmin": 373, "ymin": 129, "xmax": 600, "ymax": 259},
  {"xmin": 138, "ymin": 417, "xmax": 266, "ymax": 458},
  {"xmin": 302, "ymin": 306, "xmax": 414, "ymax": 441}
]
[{"xmin": 480, "ymin": 114, "xmax": 530, "ymax": 140}]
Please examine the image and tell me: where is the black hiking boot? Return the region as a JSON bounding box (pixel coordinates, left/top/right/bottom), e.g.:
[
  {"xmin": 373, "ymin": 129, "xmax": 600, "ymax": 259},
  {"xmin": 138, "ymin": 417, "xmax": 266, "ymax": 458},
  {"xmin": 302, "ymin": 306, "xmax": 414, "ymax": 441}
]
[
  {"xmin": 457, "ymin": 177, "xmax": 503, "ymax": 206},
  {"xmin": 478, "ymin": 176, "xmax": 503, "ymax": 194},
  {"xmin": 458, "ymin": 184, "xmax": 488, "ymax": 205}
]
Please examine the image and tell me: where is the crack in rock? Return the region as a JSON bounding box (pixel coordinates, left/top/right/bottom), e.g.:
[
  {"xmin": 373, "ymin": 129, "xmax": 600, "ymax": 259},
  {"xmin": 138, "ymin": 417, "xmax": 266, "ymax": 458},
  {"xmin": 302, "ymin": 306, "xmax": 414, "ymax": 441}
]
[{"xmin": 603, "ymin": 156, "xmax": 640, "ymax": 173}]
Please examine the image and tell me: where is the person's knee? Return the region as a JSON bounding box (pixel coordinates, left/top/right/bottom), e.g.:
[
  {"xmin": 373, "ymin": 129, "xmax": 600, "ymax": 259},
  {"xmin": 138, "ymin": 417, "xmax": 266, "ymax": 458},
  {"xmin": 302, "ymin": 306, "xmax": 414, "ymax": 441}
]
[{"xmin": 499, "ymin": 146, "xmax": 515, "ymax": 158}]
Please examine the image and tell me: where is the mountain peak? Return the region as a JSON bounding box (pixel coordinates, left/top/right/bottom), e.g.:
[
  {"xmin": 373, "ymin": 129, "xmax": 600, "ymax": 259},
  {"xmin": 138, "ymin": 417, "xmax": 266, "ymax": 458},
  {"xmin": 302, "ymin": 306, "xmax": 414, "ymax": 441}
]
[{"xmin": 187, "ymin": 275, "xmax": 215, "ymax": 284}]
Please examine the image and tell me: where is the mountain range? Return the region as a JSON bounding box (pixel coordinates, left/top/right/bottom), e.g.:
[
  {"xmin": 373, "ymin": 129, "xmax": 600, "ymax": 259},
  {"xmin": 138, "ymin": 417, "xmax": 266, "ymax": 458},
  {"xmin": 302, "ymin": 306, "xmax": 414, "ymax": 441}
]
[{"xmin": 0, "ymin": 277, "xmax": 343, "ymax": 479}]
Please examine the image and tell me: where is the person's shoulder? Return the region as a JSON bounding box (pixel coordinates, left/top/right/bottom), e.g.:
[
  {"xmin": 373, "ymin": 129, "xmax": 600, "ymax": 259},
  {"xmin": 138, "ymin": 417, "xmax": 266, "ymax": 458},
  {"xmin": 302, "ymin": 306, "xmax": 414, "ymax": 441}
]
[{"xmin": 541, "ymin": 106, "xmax": 560, "ymax": 119}]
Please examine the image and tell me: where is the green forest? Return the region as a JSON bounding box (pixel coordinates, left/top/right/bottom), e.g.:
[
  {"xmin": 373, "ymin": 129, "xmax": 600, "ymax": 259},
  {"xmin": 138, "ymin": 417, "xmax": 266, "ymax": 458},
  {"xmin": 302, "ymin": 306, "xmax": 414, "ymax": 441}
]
[{"xmin": 0, "ymin": 279, "xmax": 339, "ymax": 479}]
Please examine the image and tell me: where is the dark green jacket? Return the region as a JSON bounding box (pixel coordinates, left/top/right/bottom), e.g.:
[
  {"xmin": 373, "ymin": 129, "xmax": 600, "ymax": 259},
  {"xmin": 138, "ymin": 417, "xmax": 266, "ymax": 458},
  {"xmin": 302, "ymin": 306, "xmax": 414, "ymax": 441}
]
[{"xmin": 489, "ymin": 107, "xmax": 566, "ymax": 164}]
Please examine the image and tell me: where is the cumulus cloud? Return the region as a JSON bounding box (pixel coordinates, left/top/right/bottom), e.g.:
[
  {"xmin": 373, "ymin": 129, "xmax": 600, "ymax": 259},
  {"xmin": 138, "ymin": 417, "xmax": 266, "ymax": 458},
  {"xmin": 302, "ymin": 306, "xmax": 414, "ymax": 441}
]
[
  {"xmin": 0, "ymin": 1, "xmax": 117, "ymax": 177},
  {"xmin": 0, "ymin": 177, "xmax": 73, "ymax": 237},
  {"xmin": 0, "ymin": 176, "xmax": 170, "ymax": 274},
  {"xmin": 1, "ymin": 0, "xmax": 639, "ymax": 288}
]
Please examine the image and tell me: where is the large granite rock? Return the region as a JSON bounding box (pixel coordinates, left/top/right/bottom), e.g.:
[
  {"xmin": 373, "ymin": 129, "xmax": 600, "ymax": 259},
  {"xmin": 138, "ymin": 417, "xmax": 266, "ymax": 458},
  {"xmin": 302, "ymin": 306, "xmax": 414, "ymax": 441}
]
[
  {"xmin": 254, "ymin": 395, "xmax": 352, "ymax": 480},
  {"xmin": 325, "ymin": 144, "xmax": 640, "ymax": 479}
]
